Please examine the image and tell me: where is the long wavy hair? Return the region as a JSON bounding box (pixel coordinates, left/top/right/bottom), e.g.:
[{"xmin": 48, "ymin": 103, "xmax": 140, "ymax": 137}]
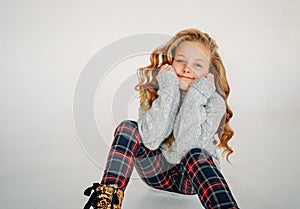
[{"xmin": 134, "ymin": 28, "xmax": 234, "ymax": 162}]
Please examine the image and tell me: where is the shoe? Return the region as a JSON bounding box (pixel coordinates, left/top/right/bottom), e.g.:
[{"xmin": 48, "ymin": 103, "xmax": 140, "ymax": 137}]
[{"xmin": 83, "ymin": 183, "xmax": 124, "ymax": 209}]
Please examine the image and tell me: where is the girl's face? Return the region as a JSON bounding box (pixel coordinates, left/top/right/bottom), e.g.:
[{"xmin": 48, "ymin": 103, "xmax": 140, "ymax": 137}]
[{"xmin": 171, "ymin": 41, "xmax": 211, "ymax": 87}]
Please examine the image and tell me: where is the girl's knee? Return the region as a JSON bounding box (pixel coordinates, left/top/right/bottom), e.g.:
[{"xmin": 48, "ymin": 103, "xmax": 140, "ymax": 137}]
[
  {"xmin": 113, "ymin": 120, "xmax": 142, "ymax": 143},
  {"xmin": 119, "ymin": 119, "xmax": 138, "ymax": 127},
  {"xmin": 114, "ymin": 120, "xmax": 138, "ymax": 135},
  {"xmin": 116, "ymin": 119, "xmax": 138, "ymax": 128},
  {"xmin": 182, "ymin": 148, "xmax": 212, "ymax": 164}
]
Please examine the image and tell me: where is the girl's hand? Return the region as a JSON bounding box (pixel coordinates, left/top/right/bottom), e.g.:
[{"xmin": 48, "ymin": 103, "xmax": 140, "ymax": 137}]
[
  {"xmin": 159, "ymin": 64, "xmax": 188, "ymax": 90},
  {"xmin": 190, "ymin": 73, "xmax": 215, "ymax": 89},
  {"xmin": 158, "ymin": 63, "xmax": 176, "ymax": 74}
]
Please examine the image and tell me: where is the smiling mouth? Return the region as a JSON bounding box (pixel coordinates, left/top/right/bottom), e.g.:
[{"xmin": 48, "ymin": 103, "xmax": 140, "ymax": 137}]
[{"xmin": 178, "ymin": 75, "xmax": 194, "ymax": 79}]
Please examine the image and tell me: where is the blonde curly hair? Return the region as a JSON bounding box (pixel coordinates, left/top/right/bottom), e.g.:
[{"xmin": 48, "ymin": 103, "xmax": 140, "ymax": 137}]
[{"xmin": 134, "ymin": 28, "xmax": 234, "ymax": 162}]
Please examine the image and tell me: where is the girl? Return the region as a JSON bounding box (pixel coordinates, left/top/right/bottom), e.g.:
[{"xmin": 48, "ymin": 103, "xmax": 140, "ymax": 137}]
[{"xmin": 83, "ymin": 28, "xmax": 239, "ymax": 209}]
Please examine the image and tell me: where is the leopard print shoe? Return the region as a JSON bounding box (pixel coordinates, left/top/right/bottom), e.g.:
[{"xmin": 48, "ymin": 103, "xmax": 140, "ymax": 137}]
[{"xmin": 83, "ymin": 183, "xmax": 124, "ymax": 209}]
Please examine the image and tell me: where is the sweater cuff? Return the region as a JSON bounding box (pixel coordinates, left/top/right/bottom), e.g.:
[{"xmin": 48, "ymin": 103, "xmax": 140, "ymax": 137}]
[
  {"xmin": 190, "ymin": 76, "xmax": 216, "ymax": 98},
  {"xmin": 157, "ymin": 70, "xmax": 179, "ymax": 88}
]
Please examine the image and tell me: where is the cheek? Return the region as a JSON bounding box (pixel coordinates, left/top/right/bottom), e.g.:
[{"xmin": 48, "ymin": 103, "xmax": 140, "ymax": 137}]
[
  {"xmin": 204, "ymin": 68, "xmax": 210, "ymax": 75},
  {"xmin": 196, "ymin": 69, "xmax": 209, "ymax": 77},
  {"xmin": 171, "ymin": 63, "xmax": 180, "ymax": 73}
]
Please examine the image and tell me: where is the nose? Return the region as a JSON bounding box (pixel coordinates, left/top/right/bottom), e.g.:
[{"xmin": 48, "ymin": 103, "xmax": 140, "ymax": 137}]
[{"xmin": 182, "ymin": 64, "xmax": 192, "ymax": 73}]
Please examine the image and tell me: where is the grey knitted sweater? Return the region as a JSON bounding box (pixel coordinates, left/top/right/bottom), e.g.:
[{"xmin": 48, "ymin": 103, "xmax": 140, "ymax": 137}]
[{"xmin": 137, "ymin": 70, "xmax": 226, "ymax": 169}]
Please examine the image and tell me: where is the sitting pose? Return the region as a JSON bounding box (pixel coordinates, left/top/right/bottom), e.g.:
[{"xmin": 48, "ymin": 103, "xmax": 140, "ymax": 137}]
[{"xmin": 83, "ymin": 28, "xmax": 239, "ymax": 209}]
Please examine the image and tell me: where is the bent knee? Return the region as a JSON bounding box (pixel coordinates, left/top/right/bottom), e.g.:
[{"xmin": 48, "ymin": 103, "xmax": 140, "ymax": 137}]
[
  {"xmin": 182, "ymin": 148, "xmax": 211, "ymax": 162},
  {"xmin": 116, "ymin": 120, "xmax": 138, "ymax": 129},
  {"xmin": 113, "ymin": 120, "xmax": 141, "ymax": 139}
]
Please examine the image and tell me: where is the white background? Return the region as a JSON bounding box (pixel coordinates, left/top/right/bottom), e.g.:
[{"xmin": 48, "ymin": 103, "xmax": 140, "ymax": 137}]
[{"xmin": 1, "ymin": 0, "xmax": 300, "ymax": 208}]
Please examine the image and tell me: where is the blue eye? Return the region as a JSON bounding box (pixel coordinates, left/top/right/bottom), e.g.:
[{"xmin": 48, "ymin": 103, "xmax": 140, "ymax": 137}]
[{"xmin": 195, "ymin": 63, "xmax": 202, "ymax": 68}]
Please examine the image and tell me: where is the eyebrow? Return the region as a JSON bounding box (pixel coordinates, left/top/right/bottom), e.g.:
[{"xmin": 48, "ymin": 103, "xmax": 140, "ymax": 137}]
[{"xmin": 175, "ymin": 53, "xmax": 205, "ymax": 62}]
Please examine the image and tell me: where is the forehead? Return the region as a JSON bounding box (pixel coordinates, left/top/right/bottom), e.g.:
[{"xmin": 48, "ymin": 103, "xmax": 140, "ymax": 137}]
[{"xmin": 174, "ymin": 41, "xmax": 211, "ymax": 62}]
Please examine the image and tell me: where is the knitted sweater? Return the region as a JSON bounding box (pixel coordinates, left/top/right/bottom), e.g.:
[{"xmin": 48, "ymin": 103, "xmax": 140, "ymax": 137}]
[{"xmin": 137, "ymin": 70, "xmax": 226, "ymax": 169}]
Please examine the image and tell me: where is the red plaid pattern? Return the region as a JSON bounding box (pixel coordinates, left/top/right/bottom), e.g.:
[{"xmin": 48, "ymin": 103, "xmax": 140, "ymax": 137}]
[{"xmin": 100, "ymin": 120, "xmax": 239, "ymax": 209}]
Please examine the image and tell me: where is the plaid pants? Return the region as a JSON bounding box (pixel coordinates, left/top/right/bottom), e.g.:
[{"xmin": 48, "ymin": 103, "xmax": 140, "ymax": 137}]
[{"xmin": 101, "ymin": 120, "xmax": 239, "ymax": 209}]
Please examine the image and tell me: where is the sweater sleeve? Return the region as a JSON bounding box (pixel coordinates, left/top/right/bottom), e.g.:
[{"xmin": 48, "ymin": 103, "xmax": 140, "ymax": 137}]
[
  {"xmin": 173, "ymin": 77, "xmax": 216, "ymax": 150},
  {"xmin": 137, "ymin": 70, "xmax": 180, "ymax": 150},
  {"xmin": 202, "ymin": 90, "xmax": 226, "ymax": 169},
  {"xmin": 202, "ymin": 91, "xmax": 226, "ymax": 140}
]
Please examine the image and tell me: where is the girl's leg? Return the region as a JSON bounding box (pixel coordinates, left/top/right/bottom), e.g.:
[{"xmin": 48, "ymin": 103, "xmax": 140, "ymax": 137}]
[
  {"xmin": 100, "ymin": 120, "xmax": 143, "ymax": 190},
  {"xmin": 133, "ymin": 138, "xmax": 179, "ymax": 193},
  {"xmin": 84, "ymin": 120, "xmax": 143, "ymax": 209},
  {"xmin": 101, "ymin": 120, "xmax": 177, "ymax": 193},
  {"xmin": 180, "ymin": 148, "xmax": 239, "ymax": 209}
]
